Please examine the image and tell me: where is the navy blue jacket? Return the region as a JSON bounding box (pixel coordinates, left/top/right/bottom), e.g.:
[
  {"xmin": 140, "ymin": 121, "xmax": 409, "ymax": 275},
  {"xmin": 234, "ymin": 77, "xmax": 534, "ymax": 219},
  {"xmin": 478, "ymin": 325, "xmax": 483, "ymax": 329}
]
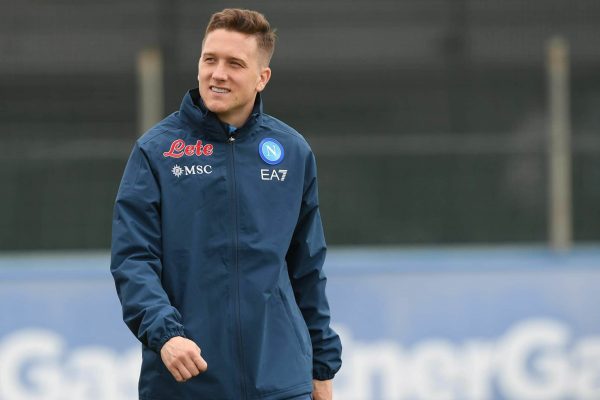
[{"xmin": 111, "ymin": 89, "xmax": 342, "ymax": 400}]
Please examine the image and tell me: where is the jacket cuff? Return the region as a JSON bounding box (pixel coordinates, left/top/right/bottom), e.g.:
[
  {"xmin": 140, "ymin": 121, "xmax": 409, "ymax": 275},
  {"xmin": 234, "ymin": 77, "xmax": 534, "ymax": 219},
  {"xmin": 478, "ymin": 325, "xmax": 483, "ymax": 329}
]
[
  {"xmin": 156, "ymin": 328, "xmax": 187, "ymax": 352},
  {"xmin": 313, "ymin": 366, "xmax": 337, "ymax": 381}
]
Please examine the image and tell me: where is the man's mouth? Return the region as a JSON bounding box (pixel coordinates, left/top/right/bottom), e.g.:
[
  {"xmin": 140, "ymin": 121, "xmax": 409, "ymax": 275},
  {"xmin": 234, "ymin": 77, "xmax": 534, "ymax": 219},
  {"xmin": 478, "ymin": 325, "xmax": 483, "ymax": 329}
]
[{"xmin": 210, "ymin": 86, "xmax": 230, "ymax": 94}]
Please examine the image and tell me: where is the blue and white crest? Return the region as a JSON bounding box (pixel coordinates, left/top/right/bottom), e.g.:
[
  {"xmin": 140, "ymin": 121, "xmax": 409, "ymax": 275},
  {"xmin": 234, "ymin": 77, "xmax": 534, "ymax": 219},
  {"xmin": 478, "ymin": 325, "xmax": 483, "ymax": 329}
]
[{"xmin": 259, "ymin": 138, "xmax": 284, "ymax": 165}]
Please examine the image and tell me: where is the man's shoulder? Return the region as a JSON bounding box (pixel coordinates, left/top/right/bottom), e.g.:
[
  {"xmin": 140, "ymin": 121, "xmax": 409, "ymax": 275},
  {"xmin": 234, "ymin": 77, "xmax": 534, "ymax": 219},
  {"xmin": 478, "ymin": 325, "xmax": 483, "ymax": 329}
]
[
  {"xmin": 260, "ymin": 113, "xmax": 312, "ymax": 152},
  {"xmin": 136, "ymin": 112, "xmax": 185, "ymax": 151}
]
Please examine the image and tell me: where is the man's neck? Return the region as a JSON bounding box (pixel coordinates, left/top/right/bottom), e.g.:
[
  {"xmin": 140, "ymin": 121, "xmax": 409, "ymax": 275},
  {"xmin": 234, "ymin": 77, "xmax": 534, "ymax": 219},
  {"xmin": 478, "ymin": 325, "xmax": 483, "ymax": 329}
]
[{"xmin": 217, "ymin": 106, "xmax": 253, "ymax": 130}]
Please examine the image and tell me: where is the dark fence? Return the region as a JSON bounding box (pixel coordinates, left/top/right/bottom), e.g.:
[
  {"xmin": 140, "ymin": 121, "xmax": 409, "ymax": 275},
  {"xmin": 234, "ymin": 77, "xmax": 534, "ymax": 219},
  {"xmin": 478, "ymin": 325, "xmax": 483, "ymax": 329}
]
[{"xmin": 2, "ymin": 0, "xmax": 600, "ymax": 249}]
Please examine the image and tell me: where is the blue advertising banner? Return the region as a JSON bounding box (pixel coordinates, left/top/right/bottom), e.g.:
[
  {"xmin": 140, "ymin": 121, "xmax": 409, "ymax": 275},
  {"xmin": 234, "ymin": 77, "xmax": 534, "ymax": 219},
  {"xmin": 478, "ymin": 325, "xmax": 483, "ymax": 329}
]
[{"xmin": 1, "ymin": 247, "xmax": 599, "ymax": 400}]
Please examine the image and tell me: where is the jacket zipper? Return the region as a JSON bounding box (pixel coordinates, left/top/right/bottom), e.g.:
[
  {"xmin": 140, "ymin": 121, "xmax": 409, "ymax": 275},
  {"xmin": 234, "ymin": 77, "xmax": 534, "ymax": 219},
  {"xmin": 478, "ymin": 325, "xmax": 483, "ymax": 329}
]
[{"xmin": 228, "ymin": 135, "xmax": 247, "ymax": 400}]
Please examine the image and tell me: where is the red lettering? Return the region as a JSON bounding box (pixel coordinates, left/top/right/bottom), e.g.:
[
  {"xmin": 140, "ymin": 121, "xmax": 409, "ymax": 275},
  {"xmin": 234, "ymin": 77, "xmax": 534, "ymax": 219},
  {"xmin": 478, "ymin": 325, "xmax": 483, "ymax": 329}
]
[
  {"xmin": 195, "ymin": 140, "xmax": 204, "ymax": 156},
  {"xmin": 163, "ymin": 139, "xmax": 213, "ymax": 158},
  {"xmin": 184, "ymin": 145, "xmax": 195, "ymax": 156},
  {"xmin": 163, "ymin": 139, "xmax": 185, "ymax": 158}
]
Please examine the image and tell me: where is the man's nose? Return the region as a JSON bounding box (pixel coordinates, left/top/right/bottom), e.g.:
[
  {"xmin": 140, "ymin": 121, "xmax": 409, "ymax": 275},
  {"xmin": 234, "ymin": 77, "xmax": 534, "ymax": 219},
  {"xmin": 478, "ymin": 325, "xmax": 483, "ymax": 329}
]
[{"xmin": 212, "ymin": 62, "xmax": 227, "ymax": 81}]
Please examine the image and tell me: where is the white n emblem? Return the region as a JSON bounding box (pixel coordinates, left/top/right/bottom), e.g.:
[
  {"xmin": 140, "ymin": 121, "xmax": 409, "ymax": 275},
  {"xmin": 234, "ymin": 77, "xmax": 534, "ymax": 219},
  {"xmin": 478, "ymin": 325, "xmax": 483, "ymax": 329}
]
[
  {"xmin": 259, "ymin": 138, "xmax": 284, "ymax": 165},
  {"xmin": 266, "ymin": 144, "xmax": 279, "ymax": 157}
]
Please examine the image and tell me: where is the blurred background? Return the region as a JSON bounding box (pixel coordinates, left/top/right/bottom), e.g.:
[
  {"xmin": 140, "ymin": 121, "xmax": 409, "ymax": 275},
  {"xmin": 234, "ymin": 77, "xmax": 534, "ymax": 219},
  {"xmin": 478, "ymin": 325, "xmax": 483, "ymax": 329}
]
[
  {"xmin": 1, "ymin": 1, "xmax": 600, "ymax": 399},
  {"xmin": 2, "ymin": 0, "xmax": 600, "ymax": 249}
]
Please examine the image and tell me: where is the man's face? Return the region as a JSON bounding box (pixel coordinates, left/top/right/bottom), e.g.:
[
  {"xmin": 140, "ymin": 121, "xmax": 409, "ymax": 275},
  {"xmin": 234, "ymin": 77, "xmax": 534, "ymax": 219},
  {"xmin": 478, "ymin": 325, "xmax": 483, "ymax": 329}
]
[{"xmin": 198, "ymin": 29, "xmax": 271, "ymax": 127}]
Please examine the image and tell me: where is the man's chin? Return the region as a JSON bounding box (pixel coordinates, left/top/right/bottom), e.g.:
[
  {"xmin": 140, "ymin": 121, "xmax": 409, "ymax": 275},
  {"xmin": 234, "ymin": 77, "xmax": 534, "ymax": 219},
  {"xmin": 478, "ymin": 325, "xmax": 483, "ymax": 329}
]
[{"xmin": 204, "ymin": 101, "xmax": 229, "ymax": 115}]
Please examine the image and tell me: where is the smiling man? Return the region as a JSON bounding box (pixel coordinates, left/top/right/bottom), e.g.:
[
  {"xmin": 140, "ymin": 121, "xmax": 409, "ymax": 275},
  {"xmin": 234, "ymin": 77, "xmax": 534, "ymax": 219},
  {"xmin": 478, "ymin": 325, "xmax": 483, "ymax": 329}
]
[{"xmin": 111, "ymin": 8, "xmax": 342, "ymax": 400}]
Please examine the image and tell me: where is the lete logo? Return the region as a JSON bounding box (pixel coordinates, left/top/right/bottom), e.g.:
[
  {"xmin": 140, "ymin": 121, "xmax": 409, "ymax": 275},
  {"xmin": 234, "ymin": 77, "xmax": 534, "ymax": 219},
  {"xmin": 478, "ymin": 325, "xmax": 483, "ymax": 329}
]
[{"xmin": 163, "ymin": 139, "xmax": 214, "ymax": 158}]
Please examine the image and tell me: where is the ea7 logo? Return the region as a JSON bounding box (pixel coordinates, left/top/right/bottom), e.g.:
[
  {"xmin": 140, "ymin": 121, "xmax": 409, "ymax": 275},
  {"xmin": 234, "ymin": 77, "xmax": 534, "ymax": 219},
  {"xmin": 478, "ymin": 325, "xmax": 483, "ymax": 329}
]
[{"xmin": 260, "ymin": 169, "xmax": 287, "ymax": 181}]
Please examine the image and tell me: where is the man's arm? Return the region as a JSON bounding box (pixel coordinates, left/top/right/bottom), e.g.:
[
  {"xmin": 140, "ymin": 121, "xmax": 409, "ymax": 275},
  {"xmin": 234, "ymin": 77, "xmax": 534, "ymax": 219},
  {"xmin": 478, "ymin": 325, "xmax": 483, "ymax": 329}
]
[
  {"xmin": 111, "ymin": 143, "xmax": 184, "ymax": 350},
  {"xmin": 286, "ymin": 152, "xmax": 342, "ymax": 398},
  {"xmin": 111, "ymin": 143, "xmax": 207, "ymax": 381}
]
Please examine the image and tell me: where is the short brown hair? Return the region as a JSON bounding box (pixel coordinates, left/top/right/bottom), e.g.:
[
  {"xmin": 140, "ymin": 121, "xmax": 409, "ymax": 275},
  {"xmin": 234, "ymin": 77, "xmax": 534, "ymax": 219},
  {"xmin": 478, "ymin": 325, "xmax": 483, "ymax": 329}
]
[{"xmin": 205, "ymin": 8, "xmax": 276, "ymax": 64}]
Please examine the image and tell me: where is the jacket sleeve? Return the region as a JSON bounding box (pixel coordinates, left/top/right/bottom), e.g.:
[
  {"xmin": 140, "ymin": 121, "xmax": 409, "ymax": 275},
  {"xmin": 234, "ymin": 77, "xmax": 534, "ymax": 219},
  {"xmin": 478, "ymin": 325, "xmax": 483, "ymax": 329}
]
[
  {"xmin": 110, "ymin": 143, "xmax": 186, "ymax": 353},
  {"xmin": 286, "ymin": 151, "xmax": 342, "ymax": 381}
]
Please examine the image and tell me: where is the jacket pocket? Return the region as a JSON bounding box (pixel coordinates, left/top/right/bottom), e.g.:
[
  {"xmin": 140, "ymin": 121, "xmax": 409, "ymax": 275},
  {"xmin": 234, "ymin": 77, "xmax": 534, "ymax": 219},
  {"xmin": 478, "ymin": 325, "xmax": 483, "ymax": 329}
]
[{"xmin": 277, "ymin": 287, "xmax": 310, "ymax": 356}]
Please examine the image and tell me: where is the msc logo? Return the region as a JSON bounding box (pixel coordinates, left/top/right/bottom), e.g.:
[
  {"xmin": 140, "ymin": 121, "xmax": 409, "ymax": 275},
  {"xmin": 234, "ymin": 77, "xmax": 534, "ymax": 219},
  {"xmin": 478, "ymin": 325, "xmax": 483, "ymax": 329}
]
[
  {"xmin": 261, "ymin": 169, "xmax": 287, "ymax": 181},
  {"xmin": 172, "ymin": 164, "xmax": 213, "ymax": 178}
]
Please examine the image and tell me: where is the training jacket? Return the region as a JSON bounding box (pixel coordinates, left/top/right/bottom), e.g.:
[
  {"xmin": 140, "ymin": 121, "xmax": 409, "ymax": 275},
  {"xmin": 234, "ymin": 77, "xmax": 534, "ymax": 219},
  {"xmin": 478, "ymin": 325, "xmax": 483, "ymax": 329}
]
[{"xmin": 110, "ymin": 89, "xmax": 342, "ymax": 400}]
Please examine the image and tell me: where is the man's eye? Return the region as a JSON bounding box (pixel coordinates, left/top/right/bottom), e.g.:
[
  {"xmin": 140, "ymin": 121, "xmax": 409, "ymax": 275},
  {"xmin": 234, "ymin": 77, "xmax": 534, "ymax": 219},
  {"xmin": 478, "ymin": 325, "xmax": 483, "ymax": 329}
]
[{"xmin": 204, "ymin": 58, "xmax": 215, "ymax": 63}]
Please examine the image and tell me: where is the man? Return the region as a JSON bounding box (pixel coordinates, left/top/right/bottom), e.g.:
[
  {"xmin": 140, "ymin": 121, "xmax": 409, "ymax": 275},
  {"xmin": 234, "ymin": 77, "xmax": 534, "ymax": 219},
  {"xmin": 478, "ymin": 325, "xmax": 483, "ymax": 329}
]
[{"xmin": 111, "ymin": 8, "xmax": 342, "ymax": 400}]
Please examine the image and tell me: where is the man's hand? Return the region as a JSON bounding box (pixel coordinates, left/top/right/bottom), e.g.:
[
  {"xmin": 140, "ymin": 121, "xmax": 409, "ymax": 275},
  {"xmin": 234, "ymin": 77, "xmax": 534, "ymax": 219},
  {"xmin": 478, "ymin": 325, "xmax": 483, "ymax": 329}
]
[
  {"xmin": 312, "ymin": 379, "xmax": 333, "ymax": 400},
  {"xmin": 160, "ymin": 336, "xmax": 208, "ymax": 382}
]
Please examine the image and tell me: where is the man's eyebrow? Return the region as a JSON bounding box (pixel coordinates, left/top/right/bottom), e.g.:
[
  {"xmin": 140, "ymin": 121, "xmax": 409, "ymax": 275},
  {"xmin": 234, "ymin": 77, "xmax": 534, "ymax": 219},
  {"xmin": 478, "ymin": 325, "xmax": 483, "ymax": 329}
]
[{"xmin": 202, "ymin": 52, "xmax": 247, "ymax": 64}]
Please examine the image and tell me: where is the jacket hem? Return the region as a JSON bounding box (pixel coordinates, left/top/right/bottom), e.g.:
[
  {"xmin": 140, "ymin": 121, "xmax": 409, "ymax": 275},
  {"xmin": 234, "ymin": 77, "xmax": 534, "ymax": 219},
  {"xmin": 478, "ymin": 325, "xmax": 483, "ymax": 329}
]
[
  {"xmin": 251, "ymin": 381, "xmax": 313, "ymax": 400},
  {"xmin": 139, "ymin": 381, "xmax": 313, "ymax": 400}
]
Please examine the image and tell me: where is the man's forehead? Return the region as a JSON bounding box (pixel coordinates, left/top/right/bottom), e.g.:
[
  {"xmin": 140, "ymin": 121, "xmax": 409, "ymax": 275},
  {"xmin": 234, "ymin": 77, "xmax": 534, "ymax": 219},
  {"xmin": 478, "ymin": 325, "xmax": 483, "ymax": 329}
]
[{"xmin": 202, "ymin": 29, "xmax": 259, "ymax": 57}]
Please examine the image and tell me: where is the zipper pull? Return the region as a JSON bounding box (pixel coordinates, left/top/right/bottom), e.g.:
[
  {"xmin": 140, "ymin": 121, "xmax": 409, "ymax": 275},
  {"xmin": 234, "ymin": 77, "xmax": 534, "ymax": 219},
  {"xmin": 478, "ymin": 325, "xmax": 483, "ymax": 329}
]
[{"xmin": 228, "ymin": 136, "xmax": 236, "ymax": 143}]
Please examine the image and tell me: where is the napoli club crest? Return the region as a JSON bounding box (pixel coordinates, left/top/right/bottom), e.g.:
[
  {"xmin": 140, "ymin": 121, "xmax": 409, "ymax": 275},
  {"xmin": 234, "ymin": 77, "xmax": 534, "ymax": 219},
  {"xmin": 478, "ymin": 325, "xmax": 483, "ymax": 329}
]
[{"xmin": 259, "ymin": 138, "xmax": 284, "ymax": 165}]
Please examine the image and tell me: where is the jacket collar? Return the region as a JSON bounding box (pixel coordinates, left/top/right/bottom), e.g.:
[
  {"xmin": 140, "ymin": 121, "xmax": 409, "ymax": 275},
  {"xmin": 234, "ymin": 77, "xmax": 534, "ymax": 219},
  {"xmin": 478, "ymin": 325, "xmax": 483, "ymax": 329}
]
[{"xmin": 179, "ymin": 88, "xmax": 263, "ymax": 142}]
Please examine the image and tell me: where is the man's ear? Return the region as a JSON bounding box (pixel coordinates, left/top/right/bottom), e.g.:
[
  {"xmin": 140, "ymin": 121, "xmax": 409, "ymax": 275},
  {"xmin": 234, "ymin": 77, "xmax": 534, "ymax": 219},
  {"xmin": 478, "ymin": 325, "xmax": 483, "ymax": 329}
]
[{"xmin": 257, "ymin": 67, "xmax": 272, "ymax": 92}]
